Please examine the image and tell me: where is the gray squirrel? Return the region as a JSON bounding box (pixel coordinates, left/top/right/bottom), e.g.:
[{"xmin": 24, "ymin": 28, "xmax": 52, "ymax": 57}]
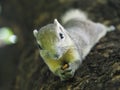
[{"xmin": 33, "ymin": 9, "xmax": 115, "ymax": 81}]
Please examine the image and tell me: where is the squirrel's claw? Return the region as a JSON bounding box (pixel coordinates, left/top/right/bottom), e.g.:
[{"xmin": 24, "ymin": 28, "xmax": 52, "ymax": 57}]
[{"xmin": 58, "ymin": 64, "xmax": 75, "ymax": 81}]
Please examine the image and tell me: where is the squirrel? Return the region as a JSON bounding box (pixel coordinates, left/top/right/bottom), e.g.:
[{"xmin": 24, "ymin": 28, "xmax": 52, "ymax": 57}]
[{"xmin": 33, "ymin": 9, "xmax": 115, "ymax": 81}]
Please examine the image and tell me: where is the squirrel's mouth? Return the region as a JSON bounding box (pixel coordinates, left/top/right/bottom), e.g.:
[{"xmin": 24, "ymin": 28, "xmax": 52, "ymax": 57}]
[{"xmin": 61, "ymin": 63, "xmax": 69, "ymax": 70}]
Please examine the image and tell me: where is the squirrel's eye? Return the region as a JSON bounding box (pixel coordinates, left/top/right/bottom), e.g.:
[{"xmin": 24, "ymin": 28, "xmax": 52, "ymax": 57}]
[
  {"xmin": 59, "ymin": 33, "xmax": 64, "ymax": 39},
  {"xmin": 38, "ymin": 44, "xmax": 42, "ymax": 50}
]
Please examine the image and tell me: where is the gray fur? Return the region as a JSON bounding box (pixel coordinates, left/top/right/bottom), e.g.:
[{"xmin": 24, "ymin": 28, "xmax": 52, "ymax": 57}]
[{"xmin": 64, "ymin": 19, "xmax": 108, "ymax": 59}]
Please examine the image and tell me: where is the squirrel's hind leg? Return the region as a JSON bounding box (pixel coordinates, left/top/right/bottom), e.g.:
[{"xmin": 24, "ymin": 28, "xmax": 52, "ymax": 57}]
[
  {"xmin": 106, "ymin": 25, "xmax": 115, "ymax": 32},
  {"xmin": 95, "ymin": 23, "xmax": 115, "ymax": 42}
]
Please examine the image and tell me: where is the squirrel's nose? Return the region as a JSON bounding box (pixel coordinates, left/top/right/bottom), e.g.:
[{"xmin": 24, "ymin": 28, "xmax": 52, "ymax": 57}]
[{"xmin": 54, "ymin": 54, "xmax": 60, "ymax": 59}]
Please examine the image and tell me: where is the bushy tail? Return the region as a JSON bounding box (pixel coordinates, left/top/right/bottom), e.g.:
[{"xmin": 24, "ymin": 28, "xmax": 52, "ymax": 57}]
[{"xmin": 61, "ymin": 9, "xmax": 87, "ymax": 24}]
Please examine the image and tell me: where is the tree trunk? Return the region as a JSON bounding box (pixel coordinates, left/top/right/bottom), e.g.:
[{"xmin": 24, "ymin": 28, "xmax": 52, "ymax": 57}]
[{"xmin": 0, "ymin": 0, "xmax": 120, "ymax": 90}]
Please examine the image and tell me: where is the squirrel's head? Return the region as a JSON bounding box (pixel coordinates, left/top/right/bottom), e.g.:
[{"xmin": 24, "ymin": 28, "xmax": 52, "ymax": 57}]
[{"xmin": 33, "ymin": 19, "xmax": 74, "ymax": 60}]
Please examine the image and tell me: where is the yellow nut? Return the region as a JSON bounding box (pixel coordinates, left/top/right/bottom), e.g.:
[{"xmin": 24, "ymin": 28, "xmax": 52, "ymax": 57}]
[{"xmin": 62, "ymin": 64, "xmax": 69, "ymax": 70}]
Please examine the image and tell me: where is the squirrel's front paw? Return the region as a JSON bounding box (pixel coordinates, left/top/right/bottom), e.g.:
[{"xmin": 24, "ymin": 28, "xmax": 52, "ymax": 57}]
[{"xmin": 56, "ymin": 64, "xmax": 75, "ymax": 81}]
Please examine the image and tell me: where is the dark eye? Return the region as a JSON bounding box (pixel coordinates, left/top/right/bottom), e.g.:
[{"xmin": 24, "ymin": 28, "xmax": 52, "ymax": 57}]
[
  {"xmin": 38, "ymin": 44, "xmax": 42, "ymax": 50},
  {"xmin": 59, "ymin": 33, "xmax": 64, "ymax": 39}
]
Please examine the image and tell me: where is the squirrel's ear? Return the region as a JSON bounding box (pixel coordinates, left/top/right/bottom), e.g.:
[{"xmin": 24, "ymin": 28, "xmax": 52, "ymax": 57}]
[
  {"xmin": 33, "ymin": 29, "xmax": 38, "ymax": 37},
  {"xmin": 54, "ymin": 19, "xmax": 60, "ymax": 26}
]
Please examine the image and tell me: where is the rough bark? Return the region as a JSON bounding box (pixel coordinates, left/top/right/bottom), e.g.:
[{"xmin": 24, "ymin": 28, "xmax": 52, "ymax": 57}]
[{"xmin": 0, "ymin": 0, "xmax": 120, "ymax": 90}]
